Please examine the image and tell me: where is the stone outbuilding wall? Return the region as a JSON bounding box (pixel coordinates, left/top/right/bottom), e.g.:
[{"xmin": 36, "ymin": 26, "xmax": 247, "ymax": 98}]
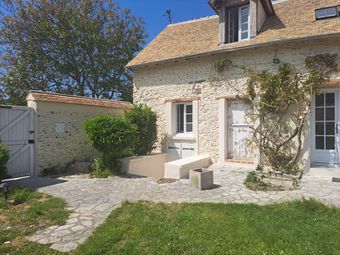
[{"xmin": 27, "ymin": 91, "xmax": 132, "ymax": 175}]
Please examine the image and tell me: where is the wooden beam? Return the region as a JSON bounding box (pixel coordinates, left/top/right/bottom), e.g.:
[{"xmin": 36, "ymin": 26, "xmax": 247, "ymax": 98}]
[
  {"xmin": 249, "ymin": 0, "xmax": 257, "ymax": 39},
  {"xmin": 260, "ymin": 0, "xmax": 275, "ymax": 16},
  {"xmin": 215, "ymin": 95, "xmax": 244, "ymax": 100},
  {"xmin": 219, "ymin": 2, "xmax": 226, "ymax": 44},
  {"xmin": 164, "ymin": 97, "xmax": 201, "ymax": 103},
  {"xmin": 225, "ymin": 0, "xmax": 250, "ymax": 8},
  {"xmin": 319, "ymin": 79, "xmax": 340, "ymax": 88}
]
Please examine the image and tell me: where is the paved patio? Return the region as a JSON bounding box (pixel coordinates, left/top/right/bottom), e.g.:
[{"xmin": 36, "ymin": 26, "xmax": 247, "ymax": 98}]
[{"xmin": 10, "ymin": 164, "xmax": 340, "ymax": 252}]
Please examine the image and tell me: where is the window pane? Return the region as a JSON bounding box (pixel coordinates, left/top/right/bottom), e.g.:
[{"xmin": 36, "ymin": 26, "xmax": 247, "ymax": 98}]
[
  {"xmin": 326, "ymin": 122, "xmax": 335, "ymax": 135},
  {"xmin": 186, "ymin": 124, "xmax": 193, "ymax": 133},
  {"xmin": 177, "ymin": 104, "xmax": 184, "ymax": 133},
  {"xmin": 186, "ymin": 114, "xmax": 192, "ymax": 123},
  {"xmin": 316, "ymin": 136, "xmax": 324, "ymax": 150},
  {"xmin": 315, "ymin": 122, "xmax": 324, "ymax": 135},
  {"xmin": 316, "ymin": 94, "xmax": 324, "ymax": 107},
  {"xmin": 326, "ymin": 7, "xmax": 337, "ymax": 16},
  {"xmin": 316, "ymin": 7, "xmax": 337, "ymax": 19},
  {"xmin": 186, "ymin": 104, "xmax": 192, "ymax": 114},
  {"xmin": 315, "ymin": 108, "xmax": 324, "ymax": 121},
  {"xmin": 239, "ymin": 6, "xmax": 249, "ymax": 40},
  {"xmin": 241, "ymin": 15, "xmax": 248, "ymax": 23},
  {"xmin": 241, "ymin": 24, "xmax": 248, "ymax": 31},
  {"xmin": 240, "ymin": 6, "xmax": 249, "ymax": 16},
  {"xmin": 241, "ymin": 32, "xmax": 248, "ymax": 40},
  {"xmin": 326, "ymin": 136, "xmax": 335, "ymax": 150},
  {"xmin": 326, "ymin": 93, "xmax": 335, "ymax": 106},
  {"xmin": 326, "ymin": 108, "xmax": 334, "ymax": 121},
  {"xmin": 228, "ymin": 8, "xmax": 239, "ymax": 43}
]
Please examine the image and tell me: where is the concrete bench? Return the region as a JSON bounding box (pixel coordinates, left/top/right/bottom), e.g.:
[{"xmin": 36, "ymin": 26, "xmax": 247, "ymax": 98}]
[
  {"xmin": 164, "ymin": 155, "xmax": 211, "ymax": 179},
  {"xmin": 121, "ymin": 153, "xmax": 167, "ymax": 179}
]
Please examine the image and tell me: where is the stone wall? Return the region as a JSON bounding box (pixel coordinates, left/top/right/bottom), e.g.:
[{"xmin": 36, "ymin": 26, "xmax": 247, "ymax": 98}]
[
  {"xmin": 133, "ymin": 38, "xmax": 340, "ymax": 168},
  {"xmin": 27, "ymin": 100, "xmax": 125, "ymax": 175}
]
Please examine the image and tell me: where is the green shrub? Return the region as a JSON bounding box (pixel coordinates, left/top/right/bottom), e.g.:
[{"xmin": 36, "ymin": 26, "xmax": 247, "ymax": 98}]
[
  {"xmin": 255, "ymin": 165, "xmax": 263, "ymax": 172},
  {"xmin": 84, "ymin": 115, "xmax": 137, "ymax": 176},
  {"xmin": 243, "ymin": 171, "xmax": 261, "ymax": 187},
  {"xmin": 0, "ymin": 141, "xmax": 9, "ymax": 180},
  {"xmin": 90, "ymin": 156, "xmax": 121, "ymax": 178},
  {"xmin": 125, "ymin": 104, "xmax": 157, "ymax": 155},
  {"xmin": 9, "ymin": 187, "xmax": 32, "ymax": 204}
]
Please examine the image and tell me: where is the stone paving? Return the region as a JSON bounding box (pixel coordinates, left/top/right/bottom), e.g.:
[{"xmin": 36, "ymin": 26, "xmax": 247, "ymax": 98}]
[{"xmin": 23, "ymin": 165, "xmax": 340, "ymax": 252}]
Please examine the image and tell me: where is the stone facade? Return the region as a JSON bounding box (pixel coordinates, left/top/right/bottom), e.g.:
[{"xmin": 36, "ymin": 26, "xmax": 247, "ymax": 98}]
[
  {"xmin": 133, "ymin": 38, "xmax": 340, "ymax": 168},
  {"xmin": 27, "ymin": 100, "xmax": 125, "ymax": 175}
]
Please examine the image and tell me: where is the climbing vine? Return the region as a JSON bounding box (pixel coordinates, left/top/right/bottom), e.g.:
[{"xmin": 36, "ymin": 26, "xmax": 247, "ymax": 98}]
[{"xmin": 214, "ymin": 54, "xmax": 338, "ymax": 175}]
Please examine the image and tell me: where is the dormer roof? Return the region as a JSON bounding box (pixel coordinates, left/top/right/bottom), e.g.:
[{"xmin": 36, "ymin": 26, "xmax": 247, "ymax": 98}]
[
  {"xmin": 209, "ymin": 0, "xmax": 275, "ymax": 16},
  {"xmin": 127, "ymin": 0, "xmax": 340, "ymax": 69}
]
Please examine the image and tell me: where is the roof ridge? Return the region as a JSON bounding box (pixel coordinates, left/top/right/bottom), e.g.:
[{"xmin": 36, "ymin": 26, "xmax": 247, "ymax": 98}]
[
  {"xmin": 29, "ymin": 90, "xmax": 131, "ymax": 105},
  {"xmin": 167, "ymin": 15, "xmax": 218, "ymax": 27}
]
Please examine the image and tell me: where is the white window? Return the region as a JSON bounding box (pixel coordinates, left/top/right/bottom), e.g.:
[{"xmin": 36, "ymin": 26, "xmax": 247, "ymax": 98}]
[
  {"xmin": 176, "ymin": 103, "xmax": 193, "ymax": 134},
  {"xmin": 315, "ymin": 6, "xmax": 338, "ymax": 20},
  {"xmin": 227, "ymin": 5, "xmax": 250, "ymax": 43},
  {"xmin": 239, "ymin": 5, "xmax": 250, "ymax": 41}
]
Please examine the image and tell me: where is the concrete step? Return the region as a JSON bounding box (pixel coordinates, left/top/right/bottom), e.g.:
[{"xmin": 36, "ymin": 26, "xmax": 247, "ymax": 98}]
[
  {"xmin": 164, "ymin": 155, "xmax": 211, "ymax": 179},
  {"xmin": 307, "ymin": 166, "xmax": 340, "ymax": 178}
]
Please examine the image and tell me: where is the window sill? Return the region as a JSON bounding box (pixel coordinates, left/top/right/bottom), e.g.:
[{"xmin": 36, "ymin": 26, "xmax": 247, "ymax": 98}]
[
  {"xmin": 218, "ymin": 38, "xmax": 253, "ymax": 47},
  {"xmin": 171, "ymin": 134, "xmax": 196, "ymax": 141}
]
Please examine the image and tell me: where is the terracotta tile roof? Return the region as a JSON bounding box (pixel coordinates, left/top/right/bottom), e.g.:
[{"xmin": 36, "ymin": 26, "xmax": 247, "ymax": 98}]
[
  {"xmin": 27, "ymin": 91, "xmax": 133, "ymax": 109},
  {"xmin": 127, "ymin": 0, "xmax": 340, "ymax": 68}
]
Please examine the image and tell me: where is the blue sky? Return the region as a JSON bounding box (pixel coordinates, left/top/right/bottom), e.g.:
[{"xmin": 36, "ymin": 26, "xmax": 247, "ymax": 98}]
[{"xmin": 115, "ymin": 0, "xmax": 215, "ymax": 45}]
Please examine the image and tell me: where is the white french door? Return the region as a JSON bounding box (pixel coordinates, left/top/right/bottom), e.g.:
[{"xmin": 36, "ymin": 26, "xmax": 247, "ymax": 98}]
[
  {"xmin": 311, "ymin": 90, "xmax": 340, "ymax": 165},
  {"xmin": 227, "ymin": 101, "xmax": 254, "ymax": 160}
]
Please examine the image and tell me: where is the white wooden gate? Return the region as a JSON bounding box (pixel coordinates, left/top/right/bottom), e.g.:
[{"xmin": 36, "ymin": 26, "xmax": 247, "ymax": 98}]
[
  {"xmin": 227, "ymin": 101, "xmax": 254, "ymax": 160},
  {"xmin": 0, "ymin": 105, "xmax": 35, "ymax": 177}
]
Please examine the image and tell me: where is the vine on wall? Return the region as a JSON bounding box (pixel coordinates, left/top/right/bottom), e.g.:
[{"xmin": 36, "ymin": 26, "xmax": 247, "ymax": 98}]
[{"xmin": 214, "ymin": 54, "xmax": 338, "ymax": 175}]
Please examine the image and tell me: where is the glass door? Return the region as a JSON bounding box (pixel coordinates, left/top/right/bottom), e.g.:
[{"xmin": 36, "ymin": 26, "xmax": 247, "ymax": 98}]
[{"xmin": 312, "ymin": 91, "xmax": 338, "ymax": 164}]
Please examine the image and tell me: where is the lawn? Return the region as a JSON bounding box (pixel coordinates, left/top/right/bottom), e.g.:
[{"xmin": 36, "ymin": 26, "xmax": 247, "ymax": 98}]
[
  {"xmin": 0, "ymin": 187, "xmax": 69, "ymax": 255},
  {"xmin": 2, "ymin": 190, "xmax": 340, "ymax": 255},
  {"xmin": 75, "ymin": 200, "xmax": 340, "ymax": 255}
]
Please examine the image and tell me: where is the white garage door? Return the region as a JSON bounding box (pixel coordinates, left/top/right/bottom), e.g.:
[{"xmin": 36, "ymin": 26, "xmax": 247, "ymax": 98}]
[
  {"xmin": 227, "ymin": 101, "xmax": 254, "ymax": 160},
  {"xmin": 0, "ymin": 105, "xmax": 35, "ymax": 177}
]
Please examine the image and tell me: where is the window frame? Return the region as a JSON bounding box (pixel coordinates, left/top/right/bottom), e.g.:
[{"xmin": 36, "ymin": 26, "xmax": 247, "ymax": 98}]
[
  {"xmin": 314, "ymin": 92, "xmax": 336, "ymax": 151},
  {"xmin": 226, "ymin": 4, "xmax": 250, "ymax": 44},
  {"xmin": 175, "ymin": 102, "xmax": 193, "ymax": 135},
  {"xmin": 315, "ymin": 6, "xmax": 339, "ymax": 20},
  {"xmin": 238, "ymin": 5, "xmax": 250, "ymax": 41}
]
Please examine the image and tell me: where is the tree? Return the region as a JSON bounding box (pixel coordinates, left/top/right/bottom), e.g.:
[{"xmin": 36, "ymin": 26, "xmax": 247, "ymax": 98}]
[{"xmin": 0, "ymin": 0, "xmax": 146, "ymax": 105}]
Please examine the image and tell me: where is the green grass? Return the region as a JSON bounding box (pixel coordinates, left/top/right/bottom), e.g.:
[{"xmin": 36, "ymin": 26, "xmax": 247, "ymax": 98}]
[
  {"xmin": 0, "ymin": 187, "xmax": 69, "ymax": 255},
  {"xmin": 75, "ymin": 200, "xmax": 340, "ymax": 255},
  {"xmin": 2, "ymin": 189, "xmax": 340, "ymax": 255}
]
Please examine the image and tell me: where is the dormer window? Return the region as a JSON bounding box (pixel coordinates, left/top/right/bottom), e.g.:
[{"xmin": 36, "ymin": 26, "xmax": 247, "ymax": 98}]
[
  {"xmin": 315, "ymin": 6, "xmax": 340, "ymax": 20},
  {"xmin": 227, "ymin": 5, "xmax": 250, "ymax": 43},
  {"xmin": 210, "ymin": 0, "xmax": 275, "ymax": 45}
]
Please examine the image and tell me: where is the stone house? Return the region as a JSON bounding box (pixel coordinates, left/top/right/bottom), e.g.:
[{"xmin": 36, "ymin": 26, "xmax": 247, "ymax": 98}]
[{"xmin": 126, "ymin": 0, "xmax": 340, "ymax": 174}]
